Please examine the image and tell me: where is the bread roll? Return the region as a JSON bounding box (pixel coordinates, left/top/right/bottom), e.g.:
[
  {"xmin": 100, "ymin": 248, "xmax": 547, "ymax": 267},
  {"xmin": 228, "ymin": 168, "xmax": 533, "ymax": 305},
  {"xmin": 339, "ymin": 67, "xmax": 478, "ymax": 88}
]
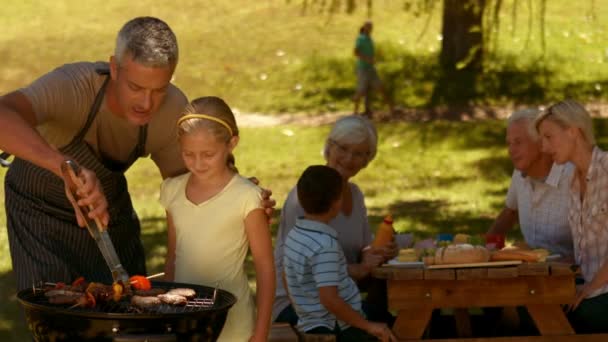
[
  {"xmin": 397, "ymin": 248, "xmax": 418, "ymax": 262},
  {"xmin": 453, "ymin": 233, "xmax": 471, "ymax": 244},
  {"xmin": 434, "ymin": 244, "xmax": 490, "ymax": 265},
  {"xmin": 490, "ymin": 247, "xmax": 546, "ymax": 262}
]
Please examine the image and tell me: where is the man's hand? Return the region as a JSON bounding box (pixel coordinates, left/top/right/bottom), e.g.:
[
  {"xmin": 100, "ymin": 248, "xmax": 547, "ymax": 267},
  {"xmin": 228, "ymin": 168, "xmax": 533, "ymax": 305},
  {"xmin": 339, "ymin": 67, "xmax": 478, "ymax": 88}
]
[
  {"xmin": 63, "ymin": 166, "xmax": 109, "ymax": 228},
  {"xmin": 248, "ymin": 177, "xmax": 276, "ymax": 222}
]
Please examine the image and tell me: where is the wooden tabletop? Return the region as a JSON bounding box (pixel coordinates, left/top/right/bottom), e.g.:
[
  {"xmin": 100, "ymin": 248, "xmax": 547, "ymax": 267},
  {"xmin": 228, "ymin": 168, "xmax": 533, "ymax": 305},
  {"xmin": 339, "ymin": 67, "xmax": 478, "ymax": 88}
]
[
  {"xmin": 373, "ymin": 262, "xmax": 574, "ymax": 280},
  {"xmin": 374, "ymin": 262, "xmax": 577, "ymax": 340}
]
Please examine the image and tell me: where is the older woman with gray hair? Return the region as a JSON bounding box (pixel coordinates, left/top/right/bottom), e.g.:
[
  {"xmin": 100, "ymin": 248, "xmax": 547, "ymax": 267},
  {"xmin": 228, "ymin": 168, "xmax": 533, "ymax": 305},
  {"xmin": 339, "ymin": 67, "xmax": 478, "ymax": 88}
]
[
  {"xmin": 272, "ymin": 115, "xmax": 396, "ymax": 326},
  {"xmin": 536, "ymin": 99, "xmax": 608, "ymax": 333}
]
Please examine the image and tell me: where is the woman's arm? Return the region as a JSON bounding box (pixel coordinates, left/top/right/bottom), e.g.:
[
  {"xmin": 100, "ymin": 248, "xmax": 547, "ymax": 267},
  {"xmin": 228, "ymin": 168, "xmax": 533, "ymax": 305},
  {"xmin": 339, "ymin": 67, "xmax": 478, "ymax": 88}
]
[
  {"xmin": 245, "ymin": 208, "xmax": 276, "ymax": 342},
  {"xmin": 347, "ymin": 247, "xmax": 384, "ymax": 281},
  {"xmin": 573, "ymin": 261, "xmax": 608, "ymax": 310},
  {"xmin": 163, "ymin": 211, "xmax": 176, "ymax": 282}
]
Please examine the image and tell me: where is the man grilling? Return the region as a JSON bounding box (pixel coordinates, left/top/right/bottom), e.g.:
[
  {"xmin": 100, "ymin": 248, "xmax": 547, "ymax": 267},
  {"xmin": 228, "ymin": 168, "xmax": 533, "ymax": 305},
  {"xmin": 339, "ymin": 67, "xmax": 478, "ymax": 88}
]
[{"xmin": 0, "ymin": 16, "xmax": 274, "ymax": 291}]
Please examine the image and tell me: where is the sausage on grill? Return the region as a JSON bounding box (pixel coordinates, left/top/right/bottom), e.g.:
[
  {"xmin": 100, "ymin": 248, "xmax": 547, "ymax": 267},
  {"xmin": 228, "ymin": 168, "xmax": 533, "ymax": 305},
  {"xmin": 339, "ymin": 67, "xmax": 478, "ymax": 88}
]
[
  {"xmin": 131, "ymin": 295, "xmax": 162, "ymax": 308},
  {"xmin": 45, "ymin": 289, "xmax": 84, "ymax": 305},
  {"xmin": 158, "ymin": 293, "xmax": 188, "ymax": 306},
  {"xmin": 165, "ymin": 288, "xmax": 196, "ymax": 299}
]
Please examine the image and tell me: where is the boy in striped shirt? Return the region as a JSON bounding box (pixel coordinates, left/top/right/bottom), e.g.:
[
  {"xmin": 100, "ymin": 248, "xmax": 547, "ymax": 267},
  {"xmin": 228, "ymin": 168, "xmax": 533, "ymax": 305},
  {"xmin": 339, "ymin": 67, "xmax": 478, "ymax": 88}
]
[{"xmin": 283, "ymin": 165, "xmax": 396, "ymax": 341}]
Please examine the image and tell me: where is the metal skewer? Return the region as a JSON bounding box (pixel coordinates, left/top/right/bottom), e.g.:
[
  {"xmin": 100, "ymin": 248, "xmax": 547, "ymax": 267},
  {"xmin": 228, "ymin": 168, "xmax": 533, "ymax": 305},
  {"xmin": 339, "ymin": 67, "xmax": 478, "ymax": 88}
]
[{"xmin": 38, "ymin": 272, "xmax": 166, "ymax": 289}]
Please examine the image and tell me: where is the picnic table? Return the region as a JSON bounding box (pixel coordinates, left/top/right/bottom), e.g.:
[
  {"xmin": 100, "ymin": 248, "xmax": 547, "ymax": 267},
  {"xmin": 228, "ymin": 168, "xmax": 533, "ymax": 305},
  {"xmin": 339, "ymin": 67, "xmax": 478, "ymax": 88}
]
[{"xmin": 373, "ymin": 262, "xmax": 578, "ymax": 341}]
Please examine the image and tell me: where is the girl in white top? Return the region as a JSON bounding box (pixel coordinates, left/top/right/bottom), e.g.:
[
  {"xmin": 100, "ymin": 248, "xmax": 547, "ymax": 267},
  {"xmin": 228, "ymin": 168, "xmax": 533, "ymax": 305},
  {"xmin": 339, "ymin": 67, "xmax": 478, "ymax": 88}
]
[{"xmin": 160, "ymin": 96, "xmax": 275, "ymax": 341}]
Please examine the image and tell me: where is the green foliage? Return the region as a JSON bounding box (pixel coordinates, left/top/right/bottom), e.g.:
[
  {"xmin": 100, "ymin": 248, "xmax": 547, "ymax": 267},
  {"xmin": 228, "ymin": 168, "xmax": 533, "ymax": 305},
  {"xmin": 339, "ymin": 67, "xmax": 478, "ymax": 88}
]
[{"xmin": 1, "ymin": 0, "xmax": 606, "ymax": 114}]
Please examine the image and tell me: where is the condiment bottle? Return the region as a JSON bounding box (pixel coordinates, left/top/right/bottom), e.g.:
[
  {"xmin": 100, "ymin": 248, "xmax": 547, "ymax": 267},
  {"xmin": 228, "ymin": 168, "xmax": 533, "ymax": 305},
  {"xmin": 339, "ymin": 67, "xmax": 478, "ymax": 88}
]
[{"xmin": 372, "ymin": 214, "xmax": 395, "ymax": 247}]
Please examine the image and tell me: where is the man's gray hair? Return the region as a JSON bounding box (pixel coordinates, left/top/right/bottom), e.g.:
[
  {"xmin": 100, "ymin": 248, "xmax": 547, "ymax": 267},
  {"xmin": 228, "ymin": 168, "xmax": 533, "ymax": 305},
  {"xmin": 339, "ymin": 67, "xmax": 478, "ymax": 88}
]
[
  {"xmin": 114, "ymin": 17, "xmax": 178, "ymax": 67},
  {"xmin": 507, "ymin": 108, "xmax": 541, "ymax": 141},
  {"xmin": 323, "ymin": 115, "xmax": 378, "ymax": 166}
]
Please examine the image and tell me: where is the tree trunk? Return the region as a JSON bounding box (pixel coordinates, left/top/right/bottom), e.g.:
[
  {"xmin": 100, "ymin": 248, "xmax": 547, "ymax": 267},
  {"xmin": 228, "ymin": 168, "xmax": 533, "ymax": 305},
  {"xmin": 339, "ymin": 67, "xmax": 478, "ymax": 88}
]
[
  {"xmin": 440, "ymin": 0, "xmax": 485, "ymax": 71},
  {"xmin": 431, "ymin": 0, "xmax": 486, "ymax": 105}
]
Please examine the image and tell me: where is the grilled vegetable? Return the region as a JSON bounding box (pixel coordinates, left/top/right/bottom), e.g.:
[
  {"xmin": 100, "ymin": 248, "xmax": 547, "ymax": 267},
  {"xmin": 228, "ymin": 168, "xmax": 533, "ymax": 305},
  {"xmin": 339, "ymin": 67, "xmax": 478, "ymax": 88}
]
[{"xmin": 129, "ymin": 275, "xmax": 151, "ymax": 291}]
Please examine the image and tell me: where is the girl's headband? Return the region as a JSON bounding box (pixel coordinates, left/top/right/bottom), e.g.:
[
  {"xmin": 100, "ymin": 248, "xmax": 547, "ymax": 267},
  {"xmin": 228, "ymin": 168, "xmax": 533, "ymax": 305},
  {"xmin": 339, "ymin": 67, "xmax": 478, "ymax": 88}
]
[{"xmin": 177, "ymin": 114, "xmax": 234, "ymax": 136}]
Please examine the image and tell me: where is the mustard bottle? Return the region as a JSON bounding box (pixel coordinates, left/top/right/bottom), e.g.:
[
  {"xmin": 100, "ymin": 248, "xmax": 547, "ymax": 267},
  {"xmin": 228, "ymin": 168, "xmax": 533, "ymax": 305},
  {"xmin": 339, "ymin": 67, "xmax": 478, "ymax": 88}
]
[{"xmin": 372, "ymin": 214, "xmax": 395, "ymax": 247}]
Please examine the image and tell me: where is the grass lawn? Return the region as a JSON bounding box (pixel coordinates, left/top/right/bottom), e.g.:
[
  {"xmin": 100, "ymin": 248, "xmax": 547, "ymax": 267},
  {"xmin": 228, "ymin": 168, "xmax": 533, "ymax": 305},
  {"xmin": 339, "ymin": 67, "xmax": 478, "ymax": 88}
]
[{"xmin": 1, "ymin": 1, "xmax": 608, "ymax": 112}]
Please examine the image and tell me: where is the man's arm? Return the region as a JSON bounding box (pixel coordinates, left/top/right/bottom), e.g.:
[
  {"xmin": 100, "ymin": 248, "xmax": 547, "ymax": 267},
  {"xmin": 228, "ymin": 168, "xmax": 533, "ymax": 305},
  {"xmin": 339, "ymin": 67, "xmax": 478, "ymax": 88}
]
[
  {"xmin": 0, "ymin": 91, "xmax": 65, "ymax": 176},
  {"xmin": 0, "ymin": 91, "xmax": 109, "ymax": 226},
  {"xmin": 487, "ymin": 207, "xmax": 518, "ymax": 235}
]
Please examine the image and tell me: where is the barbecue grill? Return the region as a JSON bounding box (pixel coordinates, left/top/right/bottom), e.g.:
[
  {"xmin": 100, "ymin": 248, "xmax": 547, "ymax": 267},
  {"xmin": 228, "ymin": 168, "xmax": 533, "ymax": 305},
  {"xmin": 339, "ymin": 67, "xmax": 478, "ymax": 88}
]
[{"xmin": 17, "ymin": 281, "xmax": 236, "ymax": 342}]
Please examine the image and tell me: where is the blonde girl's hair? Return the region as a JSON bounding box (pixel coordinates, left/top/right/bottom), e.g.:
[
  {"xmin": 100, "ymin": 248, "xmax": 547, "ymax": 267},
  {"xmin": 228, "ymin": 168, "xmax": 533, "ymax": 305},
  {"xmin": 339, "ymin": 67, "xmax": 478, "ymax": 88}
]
[
  {"xmin": 535, "ymin": 99, "xmax": 595, "ymax": 146},
  {"xmin": 177, "ymin": 96, "xmax": 239, "ymax": 173},
  {"xmin": 323, "ymin": 115, "xmax": 378, "ymax": 167}
]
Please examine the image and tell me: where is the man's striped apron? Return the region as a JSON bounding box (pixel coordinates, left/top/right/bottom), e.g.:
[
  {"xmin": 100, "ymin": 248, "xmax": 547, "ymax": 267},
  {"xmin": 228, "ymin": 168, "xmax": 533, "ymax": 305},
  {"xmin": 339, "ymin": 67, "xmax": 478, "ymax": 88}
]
[{"xmin": 5, "ymin": 69, "xmax": 148, "ymax": 290}]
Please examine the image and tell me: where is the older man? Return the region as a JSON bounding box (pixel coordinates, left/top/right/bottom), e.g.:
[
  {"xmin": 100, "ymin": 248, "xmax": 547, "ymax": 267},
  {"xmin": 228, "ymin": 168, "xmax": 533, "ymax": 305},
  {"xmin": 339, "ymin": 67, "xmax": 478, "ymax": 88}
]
[
  {"xmin": 0, "ymin": 17, "xmax": 273, "ymax": 290},
  {"xmin": 488, "ymin": 109, "xmax": 574, "ymax": 258}
]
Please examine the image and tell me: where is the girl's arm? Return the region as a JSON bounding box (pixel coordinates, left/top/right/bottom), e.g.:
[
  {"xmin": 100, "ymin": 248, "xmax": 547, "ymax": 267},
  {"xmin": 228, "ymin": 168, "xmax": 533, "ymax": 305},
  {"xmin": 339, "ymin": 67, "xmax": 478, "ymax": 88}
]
[
  {"xmin": 163, "ymin": 211, "xmax": 176, "ymax": 282},
  {"xmin": 245, "ymin": 208, "xmax": 276, "ymax": 342}
]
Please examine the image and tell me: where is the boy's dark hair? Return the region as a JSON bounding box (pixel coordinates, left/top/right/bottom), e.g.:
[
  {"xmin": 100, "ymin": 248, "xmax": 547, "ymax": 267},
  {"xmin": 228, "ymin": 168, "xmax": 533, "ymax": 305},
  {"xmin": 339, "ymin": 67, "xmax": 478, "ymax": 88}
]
[{"xmin": 297, "ymin": 165, "xmax": 343, "ymax": 215}]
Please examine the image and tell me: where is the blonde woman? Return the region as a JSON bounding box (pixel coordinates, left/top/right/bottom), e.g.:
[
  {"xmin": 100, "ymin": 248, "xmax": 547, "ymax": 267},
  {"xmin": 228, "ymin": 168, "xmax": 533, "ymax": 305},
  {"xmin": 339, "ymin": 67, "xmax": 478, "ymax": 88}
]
[{"xmin": 535, "ymin": 99, "xmax": 608, "ymax": 333}]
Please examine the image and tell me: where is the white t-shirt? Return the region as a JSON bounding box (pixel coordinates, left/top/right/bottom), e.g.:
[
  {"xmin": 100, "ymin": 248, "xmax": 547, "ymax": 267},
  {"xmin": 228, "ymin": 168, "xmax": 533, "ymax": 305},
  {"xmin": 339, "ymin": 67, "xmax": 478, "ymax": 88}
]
[
  {"xmin": 160, "ymin": 173, "xmax": 263, "ymax": 341},
  {"xmin": 505, "ymin": 163, "xmax": 574, "ymax": 257}
]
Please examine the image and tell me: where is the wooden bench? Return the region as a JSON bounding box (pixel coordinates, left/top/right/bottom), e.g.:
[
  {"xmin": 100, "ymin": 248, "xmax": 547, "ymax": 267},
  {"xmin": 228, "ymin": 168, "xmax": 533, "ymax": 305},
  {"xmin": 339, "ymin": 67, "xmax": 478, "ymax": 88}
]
[
  {"xmin": 269, "ymin": 323, "xmax": 336, "ymax": 342},
  {"xmin": 269, "ymin": 323, "xmax": 298, "ymax": 341},
  {"xmin": 406, "ymin": 335, "xmax": 608, "ymax": 341}
]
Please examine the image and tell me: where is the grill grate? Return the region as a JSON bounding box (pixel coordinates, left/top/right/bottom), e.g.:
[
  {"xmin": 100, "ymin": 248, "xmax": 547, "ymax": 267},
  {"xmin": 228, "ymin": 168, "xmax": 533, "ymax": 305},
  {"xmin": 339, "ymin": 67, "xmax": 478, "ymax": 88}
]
[{"xmin": 26, "ymin": 282, "xmax": 224, "ymax": 315}]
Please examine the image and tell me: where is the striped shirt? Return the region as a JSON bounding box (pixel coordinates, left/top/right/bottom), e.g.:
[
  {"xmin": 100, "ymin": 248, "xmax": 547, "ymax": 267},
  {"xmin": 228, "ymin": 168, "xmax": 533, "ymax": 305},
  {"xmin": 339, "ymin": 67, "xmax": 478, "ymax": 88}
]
[
  {"xmin": 283, "ymin": 218, "xmax": 363, "ymax": 332},
  {"xmin": 273, "ymin": 183, "xmax": 372, "ymax": 321},
  {"xmin": 506, "ymin": 163, "xmax": 574, "ymax": 257},
  {"xmin": 569, "ymin": 146, "xmax": 608, "ymax": 298}
]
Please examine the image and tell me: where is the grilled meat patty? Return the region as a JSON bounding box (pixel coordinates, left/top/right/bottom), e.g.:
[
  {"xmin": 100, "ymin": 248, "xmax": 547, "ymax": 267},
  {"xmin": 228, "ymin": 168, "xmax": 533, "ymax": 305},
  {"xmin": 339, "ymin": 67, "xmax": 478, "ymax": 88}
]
[
  {"xmin": 165, "ymin": 288, "xmax": 196, "ymax": 299},
  {"xmin": 158, "ymin": 293, "xmax": 188, "ymax": 306}
]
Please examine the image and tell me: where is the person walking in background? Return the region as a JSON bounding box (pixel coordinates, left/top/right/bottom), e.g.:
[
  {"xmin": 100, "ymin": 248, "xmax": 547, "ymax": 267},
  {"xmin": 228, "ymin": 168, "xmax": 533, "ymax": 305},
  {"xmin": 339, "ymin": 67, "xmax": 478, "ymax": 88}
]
[
  {"xmin": 352, "ymin": 20, "xmax": 393, "ymax": 118},
  {"xmin": 283, "ymin": 165, "xmax": 397, "ymax": 341},
  {"xmin": 160, "ymin": 97, "xmax": 275, "ymax": 341}
]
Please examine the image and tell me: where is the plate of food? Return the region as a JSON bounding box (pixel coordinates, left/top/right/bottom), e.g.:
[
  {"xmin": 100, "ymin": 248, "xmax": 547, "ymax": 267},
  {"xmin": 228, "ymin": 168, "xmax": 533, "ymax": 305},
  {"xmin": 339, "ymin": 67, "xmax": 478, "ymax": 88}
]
[
  {"xmin": 384, "ymin": 259, "xmax": 425, "ymax": 268},
  {"xmin": 382, "ymin": 248, "xmax": 425, "ymax": 268}
]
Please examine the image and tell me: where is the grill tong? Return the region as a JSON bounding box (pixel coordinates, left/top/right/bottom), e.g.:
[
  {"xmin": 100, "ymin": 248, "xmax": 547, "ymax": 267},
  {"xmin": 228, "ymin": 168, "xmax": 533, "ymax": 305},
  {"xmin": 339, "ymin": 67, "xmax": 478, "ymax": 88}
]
[{"xmin": 60, "ymin": 159, "xmax": 130, "ymax": 284}]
